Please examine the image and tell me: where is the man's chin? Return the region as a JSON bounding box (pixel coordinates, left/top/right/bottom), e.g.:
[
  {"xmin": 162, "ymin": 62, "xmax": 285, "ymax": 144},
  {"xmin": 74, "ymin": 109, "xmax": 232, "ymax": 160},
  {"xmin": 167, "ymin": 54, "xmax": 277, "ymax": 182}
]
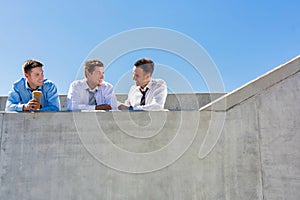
[{"xmin": 97, "ymin": 80, "xmax": 104, "ymax": 86}]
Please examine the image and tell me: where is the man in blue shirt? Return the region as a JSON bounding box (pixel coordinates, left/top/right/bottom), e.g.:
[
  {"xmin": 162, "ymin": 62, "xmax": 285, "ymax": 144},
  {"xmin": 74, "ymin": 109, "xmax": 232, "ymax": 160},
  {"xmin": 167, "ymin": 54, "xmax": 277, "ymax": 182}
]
[
  {"xmin": 66, "ymin": 59, "xmax": 117, "ymax": 111},
  {"xmin": 5, "ymin": 59, "xmax": 60, "ymax": 112}
]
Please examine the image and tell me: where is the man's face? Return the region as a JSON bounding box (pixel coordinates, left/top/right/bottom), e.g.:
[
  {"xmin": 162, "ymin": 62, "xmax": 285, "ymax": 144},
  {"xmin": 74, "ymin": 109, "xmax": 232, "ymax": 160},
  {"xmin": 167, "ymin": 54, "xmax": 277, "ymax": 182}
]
[
  {"xmin": 25, "ymin": 67, "xmax": 44, "ymax": 89},
  {"xmin": 132, "ymin": 66, "xmax": 150, "ymax": 87},
  {"xmin": 86, "ymin": 66, "xmax": 104, "ymax": 89}
]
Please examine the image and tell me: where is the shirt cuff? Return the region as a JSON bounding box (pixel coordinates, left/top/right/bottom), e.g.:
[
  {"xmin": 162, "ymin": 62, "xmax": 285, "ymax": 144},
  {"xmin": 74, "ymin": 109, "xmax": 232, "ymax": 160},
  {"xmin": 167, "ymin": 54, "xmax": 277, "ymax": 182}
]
[
  {"xmin": 17, "ymin": 104, "xmax": 24, "ymax": 112},
  {"xmin": 132, "ymin": 106, "xmax": 144, "ymax": 110}
]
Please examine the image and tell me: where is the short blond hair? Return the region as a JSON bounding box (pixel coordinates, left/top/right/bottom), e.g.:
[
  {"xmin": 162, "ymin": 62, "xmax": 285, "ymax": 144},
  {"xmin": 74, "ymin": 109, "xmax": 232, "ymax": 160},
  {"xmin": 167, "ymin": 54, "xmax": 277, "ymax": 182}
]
[{"xmin": 84, "ymin": 59, "xmax": 104, "ymax": 74}]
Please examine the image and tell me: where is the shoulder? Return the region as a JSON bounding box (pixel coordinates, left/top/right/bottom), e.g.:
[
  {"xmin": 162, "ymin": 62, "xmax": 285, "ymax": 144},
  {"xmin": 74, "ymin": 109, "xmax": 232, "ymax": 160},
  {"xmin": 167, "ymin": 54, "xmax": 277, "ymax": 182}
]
[
  {"xmin": 129, "ymin": 84, "xmax": 138, "ymax": 92},
  {"xmin": 12, "ymin": 77, "xmax": 26, "ymax": 86},
  {"xmin": 42, "ymin": 79, "xmax": 58, "ymax": 90},
  {"xmin": 151, "ymin": 79, "xmax": 167, "ymax": 87},
  {"xmin": 100, "ymin": 81, "xmax": 114, "ymax": 89},
  {"xmin": 43, "ymin": 79, "xmax": 56, "ymax": 85},
  {"xmin": 11, "ymin": 77, "xmax": 26, "ymax": 91},
  {"xmin": 70, "ymin": 79, "xmax": 86, "ymax": 87}
]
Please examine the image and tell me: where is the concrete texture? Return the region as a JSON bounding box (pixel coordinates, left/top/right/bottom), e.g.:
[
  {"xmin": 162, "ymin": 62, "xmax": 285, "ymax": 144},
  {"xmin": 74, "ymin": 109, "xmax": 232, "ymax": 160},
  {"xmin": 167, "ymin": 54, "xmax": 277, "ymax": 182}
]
[
  {"xmin": 0, "ymin": 55, "xmax": 299, "ymax": 199},
  {"xmin": 256, "ymin": 71, "xmax": 300, "ymax": 199}
]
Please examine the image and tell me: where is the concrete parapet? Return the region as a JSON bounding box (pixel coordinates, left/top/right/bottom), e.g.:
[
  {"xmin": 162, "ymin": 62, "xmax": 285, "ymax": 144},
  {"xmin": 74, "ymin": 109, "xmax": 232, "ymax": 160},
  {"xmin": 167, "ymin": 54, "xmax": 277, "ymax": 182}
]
[{"xmin": 0, "ymin": 93, "xmax": 225, "ymax": 111}]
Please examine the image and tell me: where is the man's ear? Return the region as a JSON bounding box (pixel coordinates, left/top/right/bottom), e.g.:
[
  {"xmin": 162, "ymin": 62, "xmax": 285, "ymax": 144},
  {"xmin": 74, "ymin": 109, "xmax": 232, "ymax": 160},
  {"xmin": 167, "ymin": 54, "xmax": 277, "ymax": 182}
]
[
  {"xmin": 146, "ymin": 73, "xmax": 151, "ymax": 80},
  {"xmin": 24, "ymin": 73, "xmax": 29, "ymax": 79},
  {"xmin": 85, "ymin": 70, "xmax": 89, "ymax": 78}
]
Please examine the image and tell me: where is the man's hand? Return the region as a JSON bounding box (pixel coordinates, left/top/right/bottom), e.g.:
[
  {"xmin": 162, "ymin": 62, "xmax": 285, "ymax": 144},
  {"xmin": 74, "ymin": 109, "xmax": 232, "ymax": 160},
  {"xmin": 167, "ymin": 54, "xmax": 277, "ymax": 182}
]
[
  {"xmin": 23, "ymin": 99, "xmax": 41, "ymax": 111},
  {"xmin": 95, "ymin": 104, "xmax": 112, "ymax": 110},
  {"xmin": 118, "ymin": 104, "xmax": 129, "ymax": 110}
]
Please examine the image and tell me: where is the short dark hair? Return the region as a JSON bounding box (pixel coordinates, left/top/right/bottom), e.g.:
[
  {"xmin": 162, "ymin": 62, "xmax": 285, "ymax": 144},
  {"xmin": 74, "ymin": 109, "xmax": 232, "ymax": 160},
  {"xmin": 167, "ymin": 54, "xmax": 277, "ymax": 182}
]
[
  {"xmin": 22, "ymin": 59, "xmax": 43, "ymax": 74},
  {"xmin": 134, "ymin": 58, "xmax": 154, "ymax": 75},
  {"xmin": 84, "ymin": 59, "xmax": 104, "ymax": 74}
]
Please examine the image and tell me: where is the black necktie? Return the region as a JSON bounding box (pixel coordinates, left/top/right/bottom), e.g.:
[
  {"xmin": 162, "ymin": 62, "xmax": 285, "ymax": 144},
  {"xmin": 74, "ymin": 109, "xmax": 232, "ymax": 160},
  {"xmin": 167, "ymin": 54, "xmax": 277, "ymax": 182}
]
[
  {"xmin": 139, "ymin": 88, "xmax": 149, "ymax": 106},
  {"xmin": 87, "ymin": 89, "xmax": 97, "ymax": 105}
]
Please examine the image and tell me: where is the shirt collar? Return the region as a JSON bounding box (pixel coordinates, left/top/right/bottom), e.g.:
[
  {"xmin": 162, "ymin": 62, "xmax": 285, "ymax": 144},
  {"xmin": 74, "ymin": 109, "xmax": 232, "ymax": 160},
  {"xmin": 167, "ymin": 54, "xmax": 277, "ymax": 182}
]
[
  {"xmin": 139, "ymin": 79, "xmax": 153, "ymax": 91},
  {"xmin": 25, "ymin": 81, "xmax": 42, "ymax": 91},
  {"xmin": 84, "ymin": 80, "xmax": 100, "ymax": 92}
]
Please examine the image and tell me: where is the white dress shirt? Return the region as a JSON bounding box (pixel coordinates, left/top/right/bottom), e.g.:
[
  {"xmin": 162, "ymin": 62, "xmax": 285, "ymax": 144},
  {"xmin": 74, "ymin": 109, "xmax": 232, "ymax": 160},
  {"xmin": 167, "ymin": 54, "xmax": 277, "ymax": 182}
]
[
  {"xmin": 124, "ymin": 79, "xmax": 167, "ymax": 110},
  {"xmin": 67, "ymin": 79, "xmax": 117, "ymax": 111}
]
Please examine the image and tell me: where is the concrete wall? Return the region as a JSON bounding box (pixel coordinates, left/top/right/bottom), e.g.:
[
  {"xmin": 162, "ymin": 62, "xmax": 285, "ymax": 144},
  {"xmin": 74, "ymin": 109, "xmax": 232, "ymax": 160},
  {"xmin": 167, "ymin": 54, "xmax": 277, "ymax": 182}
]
[
  {"xmin": 0, "ymin": 93, "xmax": 225, "ymax": 111},
  {"xmin": 0, "ymin": 55, "xmax": 299, "ymax": 199}
]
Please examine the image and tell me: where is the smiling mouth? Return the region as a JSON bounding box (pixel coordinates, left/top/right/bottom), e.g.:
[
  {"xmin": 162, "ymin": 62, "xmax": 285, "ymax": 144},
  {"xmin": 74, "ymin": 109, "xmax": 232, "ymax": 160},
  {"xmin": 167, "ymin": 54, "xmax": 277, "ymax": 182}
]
[{"xmin": 97, "ymin": 80, "xmax": 103, "ymax": 85}]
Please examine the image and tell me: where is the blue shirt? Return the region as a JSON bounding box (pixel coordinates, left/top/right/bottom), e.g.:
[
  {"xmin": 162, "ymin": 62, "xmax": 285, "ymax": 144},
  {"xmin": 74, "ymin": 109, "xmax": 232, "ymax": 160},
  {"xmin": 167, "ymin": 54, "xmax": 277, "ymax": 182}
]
[
  {"xmin": 5, "ymin": 77, "xmax": 60, "ymax": 112},
  {"xmin": 66, "ymin": 79, "xmax": 117, "ymax": 111}
]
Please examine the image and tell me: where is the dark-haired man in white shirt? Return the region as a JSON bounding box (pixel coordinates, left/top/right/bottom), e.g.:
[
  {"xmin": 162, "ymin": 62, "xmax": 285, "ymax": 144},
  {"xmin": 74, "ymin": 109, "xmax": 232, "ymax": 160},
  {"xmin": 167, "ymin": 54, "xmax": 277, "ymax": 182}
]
[{"xmin": 118, "ymin": 58, "xmax": 167, "ymax": 111}]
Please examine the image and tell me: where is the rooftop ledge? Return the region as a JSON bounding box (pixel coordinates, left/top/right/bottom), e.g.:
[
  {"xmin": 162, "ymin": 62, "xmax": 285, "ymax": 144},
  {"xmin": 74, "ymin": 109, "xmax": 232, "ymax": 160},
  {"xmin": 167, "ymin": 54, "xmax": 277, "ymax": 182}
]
[{"xmin": 0, "ymin": 93, "xmax": 226, "ymax": 112}]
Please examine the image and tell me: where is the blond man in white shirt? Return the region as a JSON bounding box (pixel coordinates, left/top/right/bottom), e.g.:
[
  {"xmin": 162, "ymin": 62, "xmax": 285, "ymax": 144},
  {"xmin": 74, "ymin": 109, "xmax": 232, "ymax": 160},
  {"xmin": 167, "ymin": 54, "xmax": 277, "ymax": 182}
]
[
  {"xmin": 118, "ymin": 58, "xmax": 167, "ymax": 111},
  {"xmin": 67, "ymin": 59, "xmax": 117, "ymax": 111}
]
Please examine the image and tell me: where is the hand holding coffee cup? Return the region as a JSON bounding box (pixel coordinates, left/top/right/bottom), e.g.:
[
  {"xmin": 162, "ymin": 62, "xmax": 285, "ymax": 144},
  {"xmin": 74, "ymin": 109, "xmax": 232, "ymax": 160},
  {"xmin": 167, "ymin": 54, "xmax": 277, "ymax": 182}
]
[{"xmin": 23, "ymin": 99, "xmax": 41, "ymax": 111}]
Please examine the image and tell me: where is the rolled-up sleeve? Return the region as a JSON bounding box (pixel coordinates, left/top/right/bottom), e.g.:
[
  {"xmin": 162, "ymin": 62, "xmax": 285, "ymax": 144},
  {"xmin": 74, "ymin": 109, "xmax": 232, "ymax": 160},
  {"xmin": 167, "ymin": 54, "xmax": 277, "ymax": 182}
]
[
  {"xmin": 5, "ymin": 86, "xmax": 24, "ymax": 112},
  {"xmin": 40, "ymin": 82, "xmax": 60, "ymax": 111}
]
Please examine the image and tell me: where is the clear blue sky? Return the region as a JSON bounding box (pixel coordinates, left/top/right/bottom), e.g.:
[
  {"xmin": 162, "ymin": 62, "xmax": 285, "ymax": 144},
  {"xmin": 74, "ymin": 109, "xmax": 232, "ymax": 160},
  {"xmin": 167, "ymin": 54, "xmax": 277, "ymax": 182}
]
[{"xmin": 0, "ymin": 0, "xmax": 299, "ymax": 95}]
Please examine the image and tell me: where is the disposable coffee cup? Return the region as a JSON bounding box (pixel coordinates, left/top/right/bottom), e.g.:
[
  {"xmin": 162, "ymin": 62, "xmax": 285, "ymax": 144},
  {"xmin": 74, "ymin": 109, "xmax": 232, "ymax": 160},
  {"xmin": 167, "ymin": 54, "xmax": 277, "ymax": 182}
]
[{"xmin": 32, "ymin": 91, "xmax": 42, "ymax": 110}]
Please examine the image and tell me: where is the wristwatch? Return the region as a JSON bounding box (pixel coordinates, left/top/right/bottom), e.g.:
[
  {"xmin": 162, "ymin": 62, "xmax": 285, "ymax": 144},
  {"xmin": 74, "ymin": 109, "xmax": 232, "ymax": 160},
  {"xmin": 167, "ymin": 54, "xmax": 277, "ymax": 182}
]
[{"xmin": 128, "ymin": 106, "xmax": 133, "ymax": 111}]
